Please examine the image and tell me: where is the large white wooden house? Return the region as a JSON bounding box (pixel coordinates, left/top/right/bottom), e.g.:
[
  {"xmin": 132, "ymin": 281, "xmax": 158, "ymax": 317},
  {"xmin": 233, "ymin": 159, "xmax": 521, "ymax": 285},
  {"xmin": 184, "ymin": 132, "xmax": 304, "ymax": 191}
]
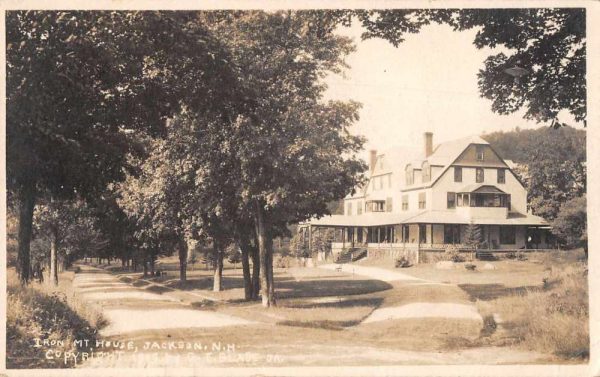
[{"xmin": 305, "ymin": 132, "xmax": 551, "ymax": 261}]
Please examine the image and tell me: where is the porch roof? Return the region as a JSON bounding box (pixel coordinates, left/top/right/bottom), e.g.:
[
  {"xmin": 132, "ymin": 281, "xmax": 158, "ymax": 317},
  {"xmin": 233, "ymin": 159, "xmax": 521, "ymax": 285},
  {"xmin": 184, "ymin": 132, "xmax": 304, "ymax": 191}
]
[
  {"xmin": 307, "ymin": 211, "xmax": 425, "ymax": 227},
  {"xmin": 403, "ymin": 210, "xmax": 549, "ymax": 226},
  {"xmin": 306, "ymin": 210, "xmax": 549, "ymax": 227},
  {"xmin": 459, "ymin": 184, "xmax": 506, "ymax": 194}
]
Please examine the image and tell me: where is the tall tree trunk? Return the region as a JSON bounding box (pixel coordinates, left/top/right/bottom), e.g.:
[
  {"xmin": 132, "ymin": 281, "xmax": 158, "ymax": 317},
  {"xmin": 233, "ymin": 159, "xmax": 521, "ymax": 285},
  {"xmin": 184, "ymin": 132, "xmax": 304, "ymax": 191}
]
[
  {"xmin": 239, "ymin": 234, "xmax": 253, "ymax": 300},
  {"xmin": 178, "ymin": 238, "xmax": 188, "ymax": 282},
  {"xmin": 143, "ymin": 255, "xmax": 148, "ymax": 277},
  {"xmin": 17, "ymin": 184, "xmax": 36, "ymax": 285},
  {"xmin": 250, "ymin": 244, "xmax": 260, "ymax": 300},
  {"xmin": 50, "ymin": 227, "xmax": 59, "ymax": 286},
  {"xmin": 254, "ymin": 201, "xmax": 273, "ymax": 307},
  {"xmin": 213, "ymin": 241, "xmax": 223, "ymax": 292},
  {"xmin": 266, "ymin": 234, "xmax": 276, "ymax": 305}
]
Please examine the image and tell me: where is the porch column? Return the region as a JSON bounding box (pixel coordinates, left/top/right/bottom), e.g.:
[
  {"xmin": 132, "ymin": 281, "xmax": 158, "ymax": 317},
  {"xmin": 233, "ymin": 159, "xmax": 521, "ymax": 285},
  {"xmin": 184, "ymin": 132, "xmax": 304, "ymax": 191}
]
[
  {"xmin": 430, "ymin": 223, "xmax": 433, "ymax": 247},
  {"xmin": 308, "ymin": 225, "xmax": 312, "ymax": 255}
]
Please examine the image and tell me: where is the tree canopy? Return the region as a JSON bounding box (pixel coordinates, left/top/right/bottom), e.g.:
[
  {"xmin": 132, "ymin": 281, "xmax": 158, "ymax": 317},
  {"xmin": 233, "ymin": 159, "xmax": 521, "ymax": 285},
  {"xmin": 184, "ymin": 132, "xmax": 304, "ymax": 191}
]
[
  {"xmin": 483, "ymin": 126, "xmax": 585, "ymax": 220},
  {"xmin": 354, "ymin": 8, "xmax": 586, "ymax": 127},
  {"xmin": 6, "ymin": 11, "xmax": 245, "ymax": 282}
]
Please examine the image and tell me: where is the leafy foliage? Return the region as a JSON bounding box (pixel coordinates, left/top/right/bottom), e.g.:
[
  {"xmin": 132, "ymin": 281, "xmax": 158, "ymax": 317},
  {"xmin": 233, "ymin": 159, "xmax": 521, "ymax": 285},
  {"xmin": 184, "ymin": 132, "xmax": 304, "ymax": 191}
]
[
  {"xmin": 355, "ymin": 9, "xmax": 586, "ymax": 126},
  {"xmin": 552, "ymin": 195, "xmax": 587, "ymax": 252},
  {"xmin": 483, "ymin": 126, "xmax": 586, "ymax": 220},
  {"xmin": 463, "ymin": 223, "xmax": 482, "ymax": 249}
]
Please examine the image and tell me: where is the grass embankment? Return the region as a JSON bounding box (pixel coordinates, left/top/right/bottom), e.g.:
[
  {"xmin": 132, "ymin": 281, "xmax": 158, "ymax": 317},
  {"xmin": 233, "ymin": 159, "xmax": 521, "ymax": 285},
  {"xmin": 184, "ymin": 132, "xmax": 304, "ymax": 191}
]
[
  {"xmin": 477, "ymin": 260, "xmax": 589, "ymax": 360},
  {"xmin": 6, "ymin": 268, "xmax": 105, "ymax": 368}
]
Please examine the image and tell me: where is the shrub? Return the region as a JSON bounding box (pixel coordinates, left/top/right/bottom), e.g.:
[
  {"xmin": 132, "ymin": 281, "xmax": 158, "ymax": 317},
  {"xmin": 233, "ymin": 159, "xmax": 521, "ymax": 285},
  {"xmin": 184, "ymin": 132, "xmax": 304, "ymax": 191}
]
[
  {"xmin": 505, "ymin": 251, "xmax": 517, "ymax": 259},
  {"xmin": 444, "ymin": 245, "xmax": 465, "ymax": 263},
  {"xmin": 516, "ymin": 251, "xmax": 528, "ymax": 261},
  {"xmin": 6, "ymin": 283, "xmax": 100, "ymax": 368},
  {"xmin": 465, "ymin": 263, "xmax": 476, "ymax": 271},
  {"xmin": 395, "ymin": 256, "xmax": 411, "ymax": 268}
]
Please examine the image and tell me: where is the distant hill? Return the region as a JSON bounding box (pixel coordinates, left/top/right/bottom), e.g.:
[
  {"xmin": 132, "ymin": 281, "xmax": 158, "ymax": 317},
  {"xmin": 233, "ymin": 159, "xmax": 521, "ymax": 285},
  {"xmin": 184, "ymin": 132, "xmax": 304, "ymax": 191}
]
[
  {"xmin": 482, "ymin": 126, "xmax": 586, "ymax": 165},
  {"xmin": 482, "ymin": 125, "xmax": 586, "ymax": 220}
]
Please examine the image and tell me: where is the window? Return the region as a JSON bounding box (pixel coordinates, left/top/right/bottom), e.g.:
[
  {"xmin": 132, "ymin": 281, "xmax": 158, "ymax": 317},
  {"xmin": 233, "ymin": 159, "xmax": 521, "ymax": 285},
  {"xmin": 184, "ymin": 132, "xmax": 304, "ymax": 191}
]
[
  {"xmin": 386, "ymin": 197, "xmax": 393, "ymax": 212},
  {"xmin": 454, "ymin": 167, "xmax": 462, "ymax": 182},
  {"xmin": 500, "ymin": 226, "xmax": 516, "ymax": 244},
  {"xmin": 347, "ymin": 202, "xmax": 352, "ymax": 215},
  {"xmin": 418, "ymin": 192, "xmax": 426, "ymax": 209},
  {"xmin": 447, "ymin": 192, "xmax": 456, "ymax": 209},
  {"xmin": 367, "ymin": 200, "xmax": 385, "ymax": 212},
  {"xmin": 422, "ymin": 162, "xmax": 431, "ymax": 183},
  {"xmin": 444, "ymin": 224, "xmax": 461, "ymax": 244},
  {"xmin": 476, "ymin": 168, "xmax": 484, "ymax": 183},
  {"xmin": 476, "ymin": 145, "xmax": 485, "ymax": 161},
  {"xmin": 457, "ymin": 193, "xmax": 469, "ymax": 207},
  {"xmin": 497, "ymin": 168, "xmax": 506, "ymax": 184},
  {"xmin": 402, "ymin": 225, "xmax": 409, "ymax": 242},
  {"xmin": 405, "ymin": 165, "xmax": 414, "ymax": 185},
  {"xmin": 402, "ymin": 195, "xmax": 409, "ymax": 211},
  {"xmin": 357, "ymin": 201, "xmax": 363, "ymax": 215}
]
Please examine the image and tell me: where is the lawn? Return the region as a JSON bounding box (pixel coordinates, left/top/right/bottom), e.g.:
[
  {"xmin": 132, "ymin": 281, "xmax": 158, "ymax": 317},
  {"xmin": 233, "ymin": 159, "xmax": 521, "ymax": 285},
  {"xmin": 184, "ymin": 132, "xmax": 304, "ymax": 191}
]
[
  {"xmin": 357, "ymin": 249, "xmax": 589, "ymax": 360},
  {"xmin": 23, "ymin": 248, "xmax": 585, "ymax": 367}
]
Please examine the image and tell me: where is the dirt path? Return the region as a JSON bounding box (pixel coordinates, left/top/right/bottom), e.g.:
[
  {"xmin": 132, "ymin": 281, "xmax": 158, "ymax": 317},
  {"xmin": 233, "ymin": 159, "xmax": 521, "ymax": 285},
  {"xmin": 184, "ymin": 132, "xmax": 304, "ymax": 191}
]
[
  {"xmin": 72, "ymin": 263, "xmax": 551, "ymax": 368},
  {"xmin": 320, "ymin": 263, "xmax": 483, "ymax": 323},
  {"xmin": 73, "ymin": 265, "xmax": 255, "ymax": 339}
]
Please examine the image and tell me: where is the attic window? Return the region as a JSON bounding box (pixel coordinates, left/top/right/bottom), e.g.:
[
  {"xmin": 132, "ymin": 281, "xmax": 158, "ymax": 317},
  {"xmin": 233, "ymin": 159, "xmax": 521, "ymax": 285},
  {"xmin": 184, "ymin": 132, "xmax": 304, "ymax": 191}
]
[
  {"xmin": 405, "ymin": 165, "xmax": 414, "ymax": 185},
  {"xmin": 422, "ymin": 162, "xmax": 431, "ymax": 183},
  {"xmin": 476, "ymin": 145, "xmax": 485, "ymax": 161}
]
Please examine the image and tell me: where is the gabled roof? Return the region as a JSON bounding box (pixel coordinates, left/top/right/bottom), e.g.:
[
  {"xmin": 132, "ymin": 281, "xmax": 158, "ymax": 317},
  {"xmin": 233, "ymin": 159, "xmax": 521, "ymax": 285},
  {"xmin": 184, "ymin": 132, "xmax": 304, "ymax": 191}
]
[{"xmin": 429, "ymin": 135, "xmax": 489, "ymax": 162}]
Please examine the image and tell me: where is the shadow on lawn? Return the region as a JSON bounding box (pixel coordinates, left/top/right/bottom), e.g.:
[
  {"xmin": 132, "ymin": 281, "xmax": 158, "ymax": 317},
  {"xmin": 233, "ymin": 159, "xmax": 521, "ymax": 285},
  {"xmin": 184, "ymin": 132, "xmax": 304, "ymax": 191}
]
[
  {"xmin": 459, "ymin": 283, "xmax": 541, "ymax": 301},
  {"xmin": 282, "ymin": 297, "xmax": 384, "ymax": 309},
  {"xmin": 276, "ymin": 279, "xmax": 392, "ymax": 299}
]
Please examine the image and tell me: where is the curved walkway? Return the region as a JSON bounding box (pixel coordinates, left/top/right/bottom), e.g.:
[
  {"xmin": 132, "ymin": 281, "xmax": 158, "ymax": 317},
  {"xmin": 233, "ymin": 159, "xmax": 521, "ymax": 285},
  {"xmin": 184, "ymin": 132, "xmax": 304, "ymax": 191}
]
[{"xmin": 319, "ymin": 263, "xmax": 483, "ymax": 324}]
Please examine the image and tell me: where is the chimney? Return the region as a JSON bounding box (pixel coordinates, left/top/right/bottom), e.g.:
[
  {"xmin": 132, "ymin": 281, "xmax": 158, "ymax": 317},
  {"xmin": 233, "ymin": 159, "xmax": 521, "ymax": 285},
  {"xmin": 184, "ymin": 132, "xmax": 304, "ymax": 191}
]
[
  {"xmin": 424, "ymin": 132, "xmax": 433, "ymax": 158},
  {"xmin": 369, "ymin": 150, "xmax": 377, "ymax": 173}
]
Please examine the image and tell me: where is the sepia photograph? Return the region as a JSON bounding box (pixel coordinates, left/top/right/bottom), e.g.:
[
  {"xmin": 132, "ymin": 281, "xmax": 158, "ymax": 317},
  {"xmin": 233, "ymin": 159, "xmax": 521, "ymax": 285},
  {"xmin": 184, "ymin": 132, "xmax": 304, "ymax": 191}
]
[{"xmin": 2, "ymin": 3, "xmax": 597, "ymax": 376}]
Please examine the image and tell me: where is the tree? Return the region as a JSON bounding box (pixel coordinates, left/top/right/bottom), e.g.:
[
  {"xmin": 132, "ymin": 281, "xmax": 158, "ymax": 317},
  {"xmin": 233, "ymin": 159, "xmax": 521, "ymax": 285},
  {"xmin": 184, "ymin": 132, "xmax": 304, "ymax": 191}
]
[
  {"xmin": 483, "ymin": 126, "xmax": 586, "ymax": 220},
  {"xmin": 33, "ymin": 199, "xmax": 106, "ymax": 284},
  {"xmin": 290, "ymin": 231, "xmax": 308, "ymax": 258},
  {"xmin": 552, "ymin": 195, "xmax": 587, "ymax": 256},
  {"xmin": 355, "ymin": 9, "xmax": 586, "ymax": 127},
  {"xmin": 202, "ymin": 11, "xmax": 367, "ymax": 307},
  {"xmin": 463, "ymin": 223, "xmax": 482, "ymax": 249},
  {"xmin": 7, "ymin": 11, "xmax": 243, "ymax": 284},
  {"xmin": 118, "ymin": 132, "xmax": 199, "ymax": 283}
]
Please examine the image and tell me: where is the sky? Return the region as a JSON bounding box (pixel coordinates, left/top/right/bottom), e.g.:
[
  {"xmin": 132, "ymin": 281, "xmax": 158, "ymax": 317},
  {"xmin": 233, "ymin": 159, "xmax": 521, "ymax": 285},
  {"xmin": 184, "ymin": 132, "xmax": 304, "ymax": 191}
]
[{"xmin": 323, "ymin": 22, "xmax": 584, "ymax": 159}]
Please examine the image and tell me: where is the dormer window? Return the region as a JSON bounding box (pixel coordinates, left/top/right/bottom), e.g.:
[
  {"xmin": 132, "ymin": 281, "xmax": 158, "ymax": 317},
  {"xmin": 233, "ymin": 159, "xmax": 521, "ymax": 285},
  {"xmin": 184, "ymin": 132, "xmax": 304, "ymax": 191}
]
[
  {"xmin": 476, "ymin": 145, "xmax": 485, "ymax": 161},
  {"xmin": 422, "ymin": 162, "xmax": 431, "ymax": 183},
  {"xmin": 405, "ymin": 165, "xmax": 414, "ymax": 185}
]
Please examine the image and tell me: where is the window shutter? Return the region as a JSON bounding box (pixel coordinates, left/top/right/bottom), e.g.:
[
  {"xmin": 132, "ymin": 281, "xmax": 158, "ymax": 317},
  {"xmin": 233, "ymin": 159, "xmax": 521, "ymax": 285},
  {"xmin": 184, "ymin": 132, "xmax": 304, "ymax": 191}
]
[{"xmin": 386, "ymin": 197, "xmax": 393, "ymax": 212}]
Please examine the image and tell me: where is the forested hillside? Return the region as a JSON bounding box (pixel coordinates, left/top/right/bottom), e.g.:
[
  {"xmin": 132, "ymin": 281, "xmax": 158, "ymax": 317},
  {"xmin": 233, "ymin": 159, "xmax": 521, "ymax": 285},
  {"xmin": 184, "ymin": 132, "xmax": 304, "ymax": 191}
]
[{"xmin": 482, "ymin": 126, "xmax": 586, "ymax": 222}]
